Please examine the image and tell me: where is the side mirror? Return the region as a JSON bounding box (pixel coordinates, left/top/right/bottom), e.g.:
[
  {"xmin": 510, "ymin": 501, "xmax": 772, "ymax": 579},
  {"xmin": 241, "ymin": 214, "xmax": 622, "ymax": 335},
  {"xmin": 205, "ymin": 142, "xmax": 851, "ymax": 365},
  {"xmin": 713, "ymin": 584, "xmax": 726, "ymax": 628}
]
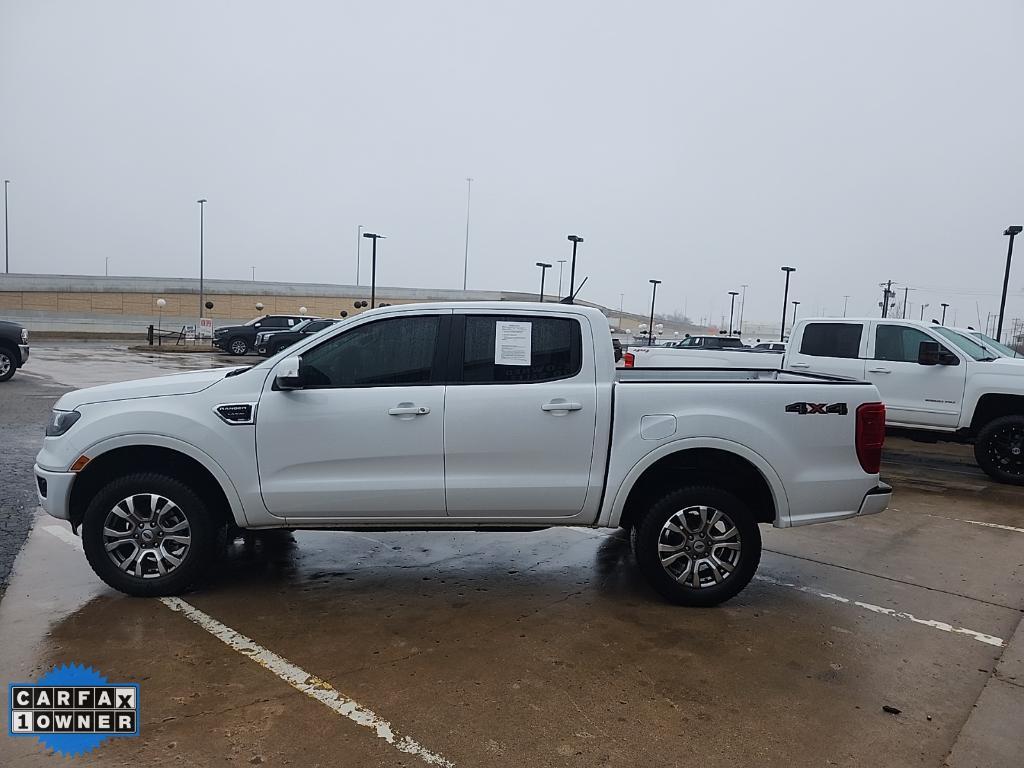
[
  {"xmin": 917, "ymin": 341, "xmax": 940, "ymax": 365},
  {"xmin": 274, "ymin": 356, "xmax": 304, "ymax": 390}
]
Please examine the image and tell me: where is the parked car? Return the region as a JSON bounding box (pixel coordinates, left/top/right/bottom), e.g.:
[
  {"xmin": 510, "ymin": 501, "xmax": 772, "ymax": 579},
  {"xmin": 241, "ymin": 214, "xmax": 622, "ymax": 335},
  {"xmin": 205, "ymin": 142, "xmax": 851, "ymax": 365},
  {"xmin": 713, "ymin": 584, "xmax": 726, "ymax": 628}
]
[
  {"xmin": 753, "ymin": 342, "xmax": 787, "ymax": 351},
  {"xmin": 630, "ymin": 316, "xmax": 1024, "ymax": 484},
  {"xmin": 0, "ymin": 319, "xmax": 30, "ymax": 382},
  {"xmin": 256, "ymin": 318, "xmax": 339, "ymax": 356},
  {"xmin": 674, "ymin": 335, "xmax": 746, "ymax": 349},
  {"xmin": 212, "ymin": 314, "xmax": 314, "ymax": 356},
  {"xmin": 35, "ymin": 303, "xmax": 889, "ymax": 605}
]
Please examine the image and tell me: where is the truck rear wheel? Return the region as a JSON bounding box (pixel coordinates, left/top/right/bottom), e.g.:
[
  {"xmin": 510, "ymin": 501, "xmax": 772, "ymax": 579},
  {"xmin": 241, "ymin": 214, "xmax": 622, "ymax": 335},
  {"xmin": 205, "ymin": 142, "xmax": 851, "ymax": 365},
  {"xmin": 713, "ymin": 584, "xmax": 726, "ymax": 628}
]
[
  {"xmin": 0, "ymin": 345, "xmax": 16, "ymax": 382},
  {"xmin": 81, "ymin": 473, "xmax": 219, "ymax": 597},
  {"xmin": 634, "ymin": 485, "xmax": 761, "ymax": 607},
  {"xmin": 974, "ymin": 415, "xmax": 1024, "ymax": 485}
]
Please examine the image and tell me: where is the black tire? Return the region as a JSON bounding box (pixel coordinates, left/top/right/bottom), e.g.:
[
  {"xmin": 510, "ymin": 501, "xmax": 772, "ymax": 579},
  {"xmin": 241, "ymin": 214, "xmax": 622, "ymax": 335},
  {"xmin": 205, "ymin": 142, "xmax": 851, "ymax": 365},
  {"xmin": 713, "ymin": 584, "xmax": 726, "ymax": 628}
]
[
  {"xmin": 633, "ymin": 485, "xmax": 761, "ymax": 607},
  {"xmin": 81, "ymin": 473, "xmax": 219, "ymax": 597},
  {"xmin": 0, "ymin": 345, "xmax": 16, "ymax": 382},
  {"xmin": 226, "ymin": 336, "xmax": 249, "ymax": 356},
  {"xmin": 974, "ymin": 415, "xmax": 1024, "ymax": 485}
]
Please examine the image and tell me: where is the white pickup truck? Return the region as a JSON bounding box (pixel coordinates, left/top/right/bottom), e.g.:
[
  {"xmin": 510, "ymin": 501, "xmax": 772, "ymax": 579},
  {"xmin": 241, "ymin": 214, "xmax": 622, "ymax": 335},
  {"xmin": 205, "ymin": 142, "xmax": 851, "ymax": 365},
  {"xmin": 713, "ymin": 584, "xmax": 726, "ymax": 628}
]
[
  {"xmin": 35, "ymin": 303, "xmax": 890, "ymax": 606},
  {"xmin": 630, "ymin": 316, "xmax": 1024, "ymax": 484}
]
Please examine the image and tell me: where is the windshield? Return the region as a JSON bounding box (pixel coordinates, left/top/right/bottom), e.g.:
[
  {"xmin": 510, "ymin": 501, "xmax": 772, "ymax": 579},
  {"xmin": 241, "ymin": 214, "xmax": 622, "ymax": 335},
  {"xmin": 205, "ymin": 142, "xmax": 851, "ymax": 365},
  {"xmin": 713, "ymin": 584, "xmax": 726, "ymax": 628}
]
[
  {"xmin": 970, "ymin": 331, "xmax": 1021, "ymax": 358},
  {"xmin": 288, "ymin": 319, "xmax": 313, "ymax": 332},
  {"xmin": 244, "ymin": 315, "xmax": 267, "ymax": 326},
  {"xmin": 933, "ymin": 327, "xmax": 996, "ymax": 361}
]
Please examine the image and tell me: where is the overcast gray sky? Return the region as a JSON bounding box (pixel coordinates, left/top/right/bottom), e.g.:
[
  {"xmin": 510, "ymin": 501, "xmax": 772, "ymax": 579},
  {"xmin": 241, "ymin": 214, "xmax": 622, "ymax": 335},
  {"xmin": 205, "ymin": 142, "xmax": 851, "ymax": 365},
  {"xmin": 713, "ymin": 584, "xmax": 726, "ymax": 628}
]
[{"xmin": 2, "ymin": 0, "xmax": 1023, "ymax": 327}]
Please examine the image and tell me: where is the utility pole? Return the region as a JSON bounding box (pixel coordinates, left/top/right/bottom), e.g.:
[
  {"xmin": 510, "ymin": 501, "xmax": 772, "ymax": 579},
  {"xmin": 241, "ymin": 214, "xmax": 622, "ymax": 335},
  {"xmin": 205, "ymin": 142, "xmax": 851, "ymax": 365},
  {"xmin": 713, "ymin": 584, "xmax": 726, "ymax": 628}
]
[
  {"xmin": 779, "ymin": 266, "xmax": 796, "ymax": 341},
  {"xmin": 197, "ymin": 198, "xmax": 207, "ymax": 319},
  {"xmin": 648, "ymin": 279, "xmax": 661, "ymax": 346},
  {"xmin": 462, "ymin": 178, "xmax": 473, "ymax": 290},
  {"xmin": 880, "ymin": 280, "xmax": 892, "ymax": 318},
  {"xmin": 356, "ymin": 224, "xmax": 363, "ymax": 285},
  {"xmin": 902, "ymin": 286, "xmax": 909, "ymax": 319},
  {"xmin": 728, "ymin": 291, "xmax": 739, "ymax": 335},
  {"xmin": 3, "ymin": 180, "xmax": 9, "ymax": 274}
]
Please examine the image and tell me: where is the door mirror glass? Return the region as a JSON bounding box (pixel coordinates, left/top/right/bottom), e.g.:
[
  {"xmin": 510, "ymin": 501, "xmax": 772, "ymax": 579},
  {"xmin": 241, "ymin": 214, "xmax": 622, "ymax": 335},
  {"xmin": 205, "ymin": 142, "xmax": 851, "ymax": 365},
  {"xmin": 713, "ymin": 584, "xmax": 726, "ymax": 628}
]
[
  {"xmin": 917, "ymin": 341, "xmax": 940, "ymax": 365},
  {"xmin": 274, "ymin": 356, "xmax": 304, "ymax": 390}
]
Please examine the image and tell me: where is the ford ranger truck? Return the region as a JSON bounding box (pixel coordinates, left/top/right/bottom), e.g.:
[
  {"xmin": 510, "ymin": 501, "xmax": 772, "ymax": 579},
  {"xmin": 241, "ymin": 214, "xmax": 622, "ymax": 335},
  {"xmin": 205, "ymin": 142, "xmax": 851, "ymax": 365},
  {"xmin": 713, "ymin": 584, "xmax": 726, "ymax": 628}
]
[{"xmin": 35, "ymin": 303, "xmax": 890, "ymax": 606}]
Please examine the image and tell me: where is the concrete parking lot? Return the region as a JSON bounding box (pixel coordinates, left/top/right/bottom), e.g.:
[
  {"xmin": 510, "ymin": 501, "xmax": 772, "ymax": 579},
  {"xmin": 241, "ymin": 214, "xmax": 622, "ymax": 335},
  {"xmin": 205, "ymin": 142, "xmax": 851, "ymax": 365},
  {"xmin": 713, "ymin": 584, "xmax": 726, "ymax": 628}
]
[{"xmin": 1, "ymin": 343, "xmax": 1022, "ymax": 767}]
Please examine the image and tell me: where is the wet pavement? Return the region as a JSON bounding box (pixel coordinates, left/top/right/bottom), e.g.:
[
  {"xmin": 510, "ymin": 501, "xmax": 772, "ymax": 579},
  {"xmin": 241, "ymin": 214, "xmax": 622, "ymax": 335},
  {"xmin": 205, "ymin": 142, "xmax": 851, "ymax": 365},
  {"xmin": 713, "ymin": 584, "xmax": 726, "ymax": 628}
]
[{"xmin": 1, "ymin": 343, "xmax": 1022, "ymax": 766}]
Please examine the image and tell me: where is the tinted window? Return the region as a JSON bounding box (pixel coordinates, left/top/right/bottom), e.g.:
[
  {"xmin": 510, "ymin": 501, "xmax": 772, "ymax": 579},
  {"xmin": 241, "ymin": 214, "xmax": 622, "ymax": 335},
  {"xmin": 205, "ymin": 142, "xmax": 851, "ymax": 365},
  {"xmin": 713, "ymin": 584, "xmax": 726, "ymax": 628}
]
[
  {"xmin": 800, "ymin": 323, "xmax": 863, "ymax": 358},
  {"xmin": 304, "ymin": 320, "xmax": 332, "ymax": 333},
  {"xmin": 299, "ymin": 316, "xmax": 439, "ymax": 387},
  {"xmin": 462, "ymin": 315, "xmax": 581, "ymax": 383},
  {"xmin": 262, "ymin": 316, "xmax": 291, "ymax": 328},
  {"xmin": 874, "ymin": 325, "xmax": 945, "ymax": 363}
]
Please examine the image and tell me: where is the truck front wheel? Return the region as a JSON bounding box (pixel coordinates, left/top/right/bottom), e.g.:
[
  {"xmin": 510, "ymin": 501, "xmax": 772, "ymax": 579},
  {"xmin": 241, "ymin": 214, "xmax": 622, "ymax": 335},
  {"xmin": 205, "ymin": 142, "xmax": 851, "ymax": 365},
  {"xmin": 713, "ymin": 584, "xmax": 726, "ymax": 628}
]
[
  {"xmin": 974, "ymin": 415, "xmax": 1024, "ymax": 485},
  {"xmin": 81, "ymin": 473, "xmax": 219, "ymax": 597},
  {"xmin": 634, "ymin": 485, "xmax": 761, "ymax": 607}
]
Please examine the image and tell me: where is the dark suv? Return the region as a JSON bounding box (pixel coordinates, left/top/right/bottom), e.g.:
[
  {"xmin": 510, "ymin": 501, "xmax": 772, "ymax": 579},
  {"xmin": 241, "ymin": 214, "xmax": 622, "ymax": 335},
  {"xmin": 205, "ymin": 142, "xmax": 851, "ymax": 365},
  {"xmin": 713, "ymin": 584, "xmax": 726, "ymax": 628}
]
[
  {"xmin": 256, "ymin": 318, "xmax": 339, "ymax": 356},
  {"xmin": 0, "ymin": 319, "xmax": 30, "ymax": 382},
  {"xmin": 212, "ymin": 314, "xmax": 313, "ymax": 356}
]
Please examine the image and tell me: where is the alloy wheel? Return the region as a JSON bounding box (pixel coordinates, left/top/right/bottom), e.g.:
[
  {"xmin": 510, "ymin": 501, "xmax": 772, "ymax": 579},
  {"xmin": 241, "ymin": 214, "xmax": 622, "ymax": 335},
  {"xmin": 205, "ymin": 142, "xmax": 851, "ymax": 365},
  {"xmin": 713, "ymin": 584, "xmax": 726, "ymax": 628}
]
[
  {"xmin": 102, "ymin": 493, "xmax": 192, "ymax": 578},
  {"xmin": 657, "ymin": 505, "xmax": 742, "ymax": 589}
]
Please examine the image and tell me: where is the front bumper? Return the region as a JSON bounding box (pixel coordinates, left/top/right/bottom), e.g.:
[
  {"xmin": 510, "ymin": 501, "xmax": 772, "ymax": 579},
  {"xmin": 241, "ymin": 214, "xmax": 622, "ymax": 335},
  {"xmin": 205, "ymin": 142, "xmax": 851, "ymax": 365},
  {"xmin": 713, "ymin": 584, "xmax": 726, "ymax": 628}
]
[
  {"xmin": 18, "ymin": 344, "xmax": 29, "ymax": 365},
  {"xmin": 858, "ymin": 482, "xmax": 892, "ymax": 517},
  {"xmin": 34, "ymin": 464, "xmax": 76, "ymax": 521}
]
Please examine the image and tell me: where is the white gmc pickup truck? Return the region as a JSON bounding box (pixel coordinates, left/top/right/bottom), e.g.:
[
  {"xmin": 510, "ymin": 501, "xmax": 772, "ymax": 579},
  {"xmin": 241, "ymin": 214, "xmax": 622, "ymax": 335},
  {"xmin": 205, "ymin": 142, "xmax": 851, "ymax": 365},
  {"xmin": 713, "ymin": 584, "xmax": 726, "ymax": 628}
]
[
  {"xmin": 631, "ymin": 317, "xmax": 1024, "ymax": 484},
  {"xmin": 35, "ymin": 303, "xmax": 890, "ymax": 606}
]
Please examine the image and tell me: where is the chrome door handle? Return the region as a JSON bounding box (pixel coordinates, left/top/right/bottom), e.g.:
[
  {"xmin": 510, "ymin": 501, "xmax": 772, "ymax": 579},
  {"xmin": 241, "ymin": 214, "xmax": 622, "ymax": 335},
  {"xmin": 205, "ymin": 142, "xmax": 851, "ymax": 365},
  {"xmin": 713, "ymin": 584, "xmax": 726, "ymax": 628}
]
[
  {"xmin": 867, "ymin": 368, "xmax": 891, "ymax": 374},
  {"xmin": 790, "ymin": 363, "xmax": 810, "ymax": 369},
  {"xmin": 542, "ymin": 401, "xmax": 583, "ymax": 412},
  {"xmin": 388, "ymin": 405, "xmax": 430, "ymax": 416}
]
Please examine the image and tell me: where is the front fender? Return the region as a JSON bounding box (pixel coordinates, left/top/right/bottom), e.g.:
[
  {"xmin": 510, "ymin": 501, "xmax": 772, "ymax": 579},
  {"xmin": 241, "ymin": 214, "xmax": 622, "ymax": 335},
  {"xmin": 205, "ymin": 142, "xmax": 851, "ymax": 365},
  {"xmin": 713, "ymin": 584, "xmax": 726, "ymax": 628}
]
[{"xmin": 601, "ymin": 436, "xmax": 792, "ymax": 528}]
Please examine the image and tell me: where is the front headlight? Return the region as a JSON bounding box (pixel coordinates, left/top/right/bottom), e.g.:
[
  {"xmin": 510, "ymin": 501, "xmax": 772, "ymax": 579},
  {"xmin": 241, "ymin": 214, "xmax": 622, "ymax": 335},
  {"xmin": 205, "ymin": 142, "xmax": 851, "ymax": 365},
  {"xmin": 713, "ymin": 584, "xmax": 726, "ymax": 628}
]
[
  {"xmin": 46, "ymin": 410, "xmax": 81, "ymax": 437},
  {"xmin": 255, "ymin": 333, "xmax": 267, "ymax": 344},
  {"xmin": 21, "ymin": 328, "xmax": 28, "ymax": 343}
]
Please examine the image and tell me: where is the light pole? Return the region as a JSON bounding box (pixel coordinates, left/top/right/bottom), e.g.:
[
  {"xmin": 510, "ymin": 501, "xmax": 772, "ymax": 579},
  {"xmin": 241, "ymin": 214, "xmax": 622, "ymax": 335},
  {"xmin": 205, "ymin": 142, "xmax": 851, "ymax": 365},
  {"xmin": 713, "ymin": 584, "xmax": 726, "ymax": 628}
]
[
  {"xmin": 567, "ymin": 235, "xmax": 583, "ymax": 301},
  {"xmin": 557, "ymin": 259, "xmax": 567, "ymax": 299},
  {"xmin": 197, "ymin": 199, "xmax": 207, "ymax": 319},
  {"xmin": 362, "ymin": 232, "xmax": 386, "ymax": 308},
  {"xmin": 728, "ymin": 291, "xmax": 739, "ymax": 335},
  {"xmin": 536, "ymin": 262, "xmax": 552, "ymax": 301},
  {"xmin": 648, "ymin": 279, "xmax": 661, "ymax": 346},
  {"xmin": 919, "ymin": 303, "xmax": 929, "ymax": 321},
  {"xmin": 738, "ymin": 284, "xmax": 749, "ymax": 336},
  {"xmin": 941, "ymin": 302, "xmax": 949, "ymax": 325},
  {"xmin": 792, "ymin": 300, "xmax": 800, "ymax": 327},
  {"xmin": 779, "ymin": 266, "xmax": 796, "ymax": 341},
  {"xmin": 356, "ymin": 224, "xmax": 363, "ymax": 285},
  {"xmin": 105, "ymin": 257, "xmax": 111, "ymax": 277},
  {"xmin": 843, "ymin": 295, "xmax": 850, "ymax": 317},
  {"xmin": 463, "ymin": 178, "xmax": 473, "ymax": 290},
  {"xmin": 998, "ymin": 226, "xmax": 1023, "ymax": 341},
  {"xmin": 3, "ymin": 179, "xmax": 9, "ymax": 273},
  {"xmin": 250, "ymin": 266, "xmax": 256, "ymax": 281},
  {"xmin": 619, "ymin": 293, "xmax": 625, "ymax": 328}
]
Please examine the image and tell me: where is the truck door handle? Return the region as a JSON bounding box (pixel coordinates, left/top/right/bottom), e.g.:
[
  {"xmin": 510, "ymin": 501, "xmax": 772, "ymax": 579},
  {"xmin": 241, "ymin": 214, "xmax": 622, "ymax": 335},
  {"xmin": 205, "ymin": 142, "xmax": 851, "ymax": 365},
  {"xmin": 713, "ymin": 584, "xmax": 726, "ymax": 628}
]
[
  {"xmin": 867, "ymin": 368, "xmax": 891, "ymax": 374},
  {"xmin": 388, "ymin": 405, "xmax": 430, "ymax": 416},
  {"xmin": 790, "ymin": 363, "xmax": 810, "ymax": 369},
  {"xmin": 542, "ymin": 401, "xmax": 583, "ymax": 412}
]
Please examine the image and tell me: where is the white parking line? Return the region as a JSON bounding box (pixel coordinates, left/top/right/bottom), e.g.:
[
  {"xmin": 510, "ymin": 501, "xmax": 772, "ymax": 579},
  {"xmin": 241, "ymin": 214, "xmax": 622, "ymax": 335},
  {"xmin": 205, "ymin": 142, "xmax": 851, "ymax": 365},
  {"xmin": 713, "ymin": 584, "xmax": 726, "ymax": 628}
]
[
  {"xmin": 753, "ymin": 574, "xmax": 1005, "ymax": 648},
  {"xmin": 41, "ymin": 525, "xmax": 455, "ymax": 767},
  {"xmin": 909, "ymin": 511, "xmax": 1024, "ymax": 535}
]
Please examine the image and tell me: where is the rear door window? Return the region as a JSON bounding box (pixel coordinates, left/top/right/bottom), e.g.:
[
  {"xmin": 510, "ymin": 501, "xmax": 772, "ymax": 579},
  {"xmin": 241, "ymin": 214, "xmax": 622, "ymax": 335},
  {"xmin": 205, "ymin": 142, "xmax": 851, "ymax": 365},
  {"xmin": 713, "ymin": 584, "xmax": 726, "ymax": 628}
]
[
  {"xmin": 800, "ymin": 323, "xmax": 863, "ymax": 358},
  {"xmin": 461, "ymin": 315, "xmax": 582, "ymax": 383}
]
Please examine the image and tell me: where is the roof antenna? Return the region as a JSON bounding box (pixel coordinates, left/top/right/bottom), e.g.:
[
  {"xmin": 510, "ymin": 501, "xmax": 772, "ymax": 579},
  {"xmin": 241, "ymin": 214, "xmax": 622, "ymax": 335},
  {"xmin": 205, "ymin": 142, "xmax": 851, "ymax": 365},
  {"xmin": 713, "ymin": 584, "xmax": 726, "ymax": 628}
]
[{"xmin": 559, "ymin": 276, "xmax": 588, "ymax": 304}]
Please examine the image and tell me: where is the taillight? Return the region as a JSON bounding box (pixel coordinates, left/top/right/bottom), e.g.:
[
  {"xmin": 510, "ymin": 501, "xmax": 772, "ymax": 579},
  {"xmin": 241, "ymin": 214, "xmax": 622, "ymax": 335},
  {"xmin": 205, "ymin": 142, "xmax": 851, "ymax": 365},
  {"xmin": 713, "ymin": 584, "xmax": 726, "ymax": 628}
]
[
  {"xmin": 623, "ymin": 351, "xmax": 635, "ymax": 368},
  {"xmin": 856, "ymin": 402, "xmax": 885, "ymax": 474}
]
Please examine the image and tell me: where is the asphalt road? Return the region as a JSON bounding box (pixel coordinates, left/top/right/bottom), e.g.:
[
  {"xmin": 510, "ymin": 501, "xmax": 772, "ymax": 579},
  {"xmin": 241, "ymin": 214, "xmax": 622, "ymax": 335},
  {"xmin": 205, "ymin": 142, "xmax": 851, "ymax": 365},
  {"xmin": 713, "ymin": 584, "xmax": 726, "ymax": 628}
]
[{"xmin": 1, "ymin": 343, "xmax": 1022, "ymax": 767}]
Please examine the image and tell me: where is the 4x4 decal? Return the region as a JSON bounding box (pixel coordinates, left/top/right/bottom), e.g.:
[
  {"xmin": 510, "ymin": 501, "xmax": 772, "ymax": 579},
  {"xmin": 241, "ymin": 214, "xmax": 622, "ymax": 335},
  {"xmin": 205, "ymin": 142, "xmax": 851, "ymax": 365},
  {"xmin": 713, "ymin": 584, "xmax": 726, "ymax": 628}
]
[{"xmin": 785, "ymin": 402, "xmax": 848, "ymax": 415}]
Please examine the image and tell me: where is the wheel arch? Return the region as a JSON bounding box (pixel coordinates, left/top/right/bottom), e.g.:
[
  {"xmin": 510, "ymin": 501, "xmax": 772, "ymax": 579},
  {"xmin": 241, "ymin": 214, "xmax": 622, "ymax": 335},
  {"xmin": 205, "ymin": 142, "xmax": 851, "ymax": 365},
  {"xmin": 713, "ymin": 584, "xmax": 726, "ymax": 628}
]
[
  {"xmin": 607, "ymin": 439, "xmax": 789, "ymax": 530},
  {"xmin": 970, "ymin": 393, "xmax": 1024, "ymax": 432},
  {"xmin": 68, "ymin": 435, "xmax": 247, "ymax": 531}
]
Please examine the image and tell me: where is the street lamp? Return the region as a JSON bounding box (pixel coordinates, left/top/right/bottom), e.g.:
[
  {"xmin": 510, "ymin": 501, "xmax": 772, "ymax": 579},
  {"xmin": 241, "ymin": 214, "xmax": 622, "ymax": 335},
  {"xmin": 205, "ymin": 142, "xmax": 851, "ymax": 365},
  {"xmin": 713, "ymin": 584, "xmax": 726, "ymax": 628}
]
[
  {"xmin": 567, "ymin": 235, "xmax": 584, "ymax": 302},
  {"xmin": 998, "ymin": 226, "xmax": 1023, "ymax": 341},
  {"xmin": 463, "ymin": 178, "xmax": 473, "ymax": 290},
  {"xmin": 3, "ymin": 179, "xmax": 10, "ymax": 274},
  {"xmin": 105, "ymin": 257, "xmax": 111, "ymax": 277},
  {"xmin": 362, "ymin": 232, "xmax": 386, "ymax": 308},
  {"xmin": 356, "ymin": 224, "xmax": 363, "ymax": 285},
  {"xmin": 557, "ymin": 259, "xmax": 567, "ymax": 299},
  {"xmin": 648, "ymin": 279, "xmax": 662, "ymax": 345},
  {"xmin": 156, "ymin": 298, "xmax": 166, "ymax": 336},
  {"xmin": 536, "ymin": 262, "xmax": 552, "ymax": 301},
  {"xmin": 792, "ymin": 300, "xmax": 801, "ymax": 327},
  {"xmin": 919, "ymin": 303, "xmax": 929, "ymax": 321},
  {"xmin": 941, "ymin": 302, "xmax": 949, "ymax": 325},
  {"xmin": 197, "ymin": 199, "xmax": 207, "ymax": 320},
  {"xmin": 738, "ymin": 284, "xmax": 749, "ymax": 336},
  {"xmin": 779, "ymin": 266, "xmax": 796, "ymax": 341},
  {"xmin": 728, "ymin": 291, "xmax": 739, "ymax": 335}
]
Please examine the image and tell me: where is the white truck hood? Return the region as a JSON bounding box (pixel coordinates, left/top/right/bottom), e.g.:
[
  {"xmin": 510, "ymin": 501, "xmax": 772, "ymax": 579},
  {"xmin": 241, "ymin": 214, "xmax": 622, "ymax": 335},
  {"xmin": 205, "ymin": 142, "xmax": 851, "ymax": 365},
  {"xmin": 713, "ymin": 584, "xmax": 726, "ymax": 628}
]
[{"xmin": 55, "ymin": 367, "xmax": 245, "ymax": 409}]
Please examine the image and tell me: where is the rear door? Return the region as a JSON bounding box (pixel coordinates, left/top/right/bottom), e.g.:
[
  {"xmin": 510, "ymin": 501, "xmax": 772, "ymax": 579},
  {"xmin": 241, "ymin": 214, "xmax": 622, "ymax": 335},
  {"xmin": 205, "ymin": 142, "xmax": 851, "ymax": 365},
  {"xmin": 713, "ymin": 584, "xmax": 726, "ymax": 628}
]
[
  {"xmin": 785, "ymin": 321, "xmax": 867, "ymax": 379},
  {"xmin": 443, "ymin": 311, "xmax": 598, "ymax": 517},
  {"xmin": 866, "ymin": 321, "xmax": 967, "ymax": 428}
]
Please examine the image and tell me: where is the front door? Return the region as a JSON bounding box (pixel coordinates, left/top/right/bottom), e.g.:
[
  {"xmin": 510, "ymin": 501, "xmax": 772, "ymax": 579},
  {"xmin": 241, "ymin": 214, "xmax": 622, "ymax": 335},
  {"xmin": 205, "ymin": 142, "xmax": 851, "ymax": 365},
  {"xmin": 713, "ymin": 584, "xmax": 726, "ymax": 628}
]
[
  {"xmin": 255, "ymin": 312, "xmax": 450, "ymax": 519},
  {"xmin": 443, "ymin": 312, "xmax": 598, "ymax": 517},
  {"xmin": 867, "ymin": 322, "xmax": 967, "ymax": 428}
]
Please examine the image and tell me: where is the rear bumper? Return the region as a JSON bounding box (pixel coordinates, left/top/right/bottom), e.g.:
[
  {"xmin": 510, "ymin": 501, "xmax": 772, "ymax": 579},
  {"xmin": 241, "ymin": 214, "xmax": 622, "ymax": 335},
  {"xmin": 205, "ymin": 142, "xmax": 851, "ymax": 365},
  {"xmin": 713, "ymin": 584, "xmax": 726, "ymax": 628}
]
[
  {"xmin": 34, "ymin": 463, "xmax": 75, "ymax": 521},
  {"xmin": 858, "ymin": 482, "xmax": 892, "ymax": 517},
  {"xmin": 18, "ymin": 344, "xmax": 29, "ymax": 365}
]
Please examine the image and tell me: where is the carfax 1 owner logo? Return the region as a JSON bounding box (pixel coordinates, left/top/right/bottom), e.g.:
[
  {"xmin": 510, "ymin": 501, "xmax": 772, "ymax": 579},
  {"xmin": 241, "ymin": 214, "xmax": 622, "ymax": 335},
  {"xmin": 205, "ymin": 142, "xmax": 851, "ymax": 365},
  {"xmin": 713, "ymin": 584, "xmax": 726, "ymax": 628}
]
[{"xmin": 7, "ymin": 663, "xmax": 140, "ymax": 758}]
